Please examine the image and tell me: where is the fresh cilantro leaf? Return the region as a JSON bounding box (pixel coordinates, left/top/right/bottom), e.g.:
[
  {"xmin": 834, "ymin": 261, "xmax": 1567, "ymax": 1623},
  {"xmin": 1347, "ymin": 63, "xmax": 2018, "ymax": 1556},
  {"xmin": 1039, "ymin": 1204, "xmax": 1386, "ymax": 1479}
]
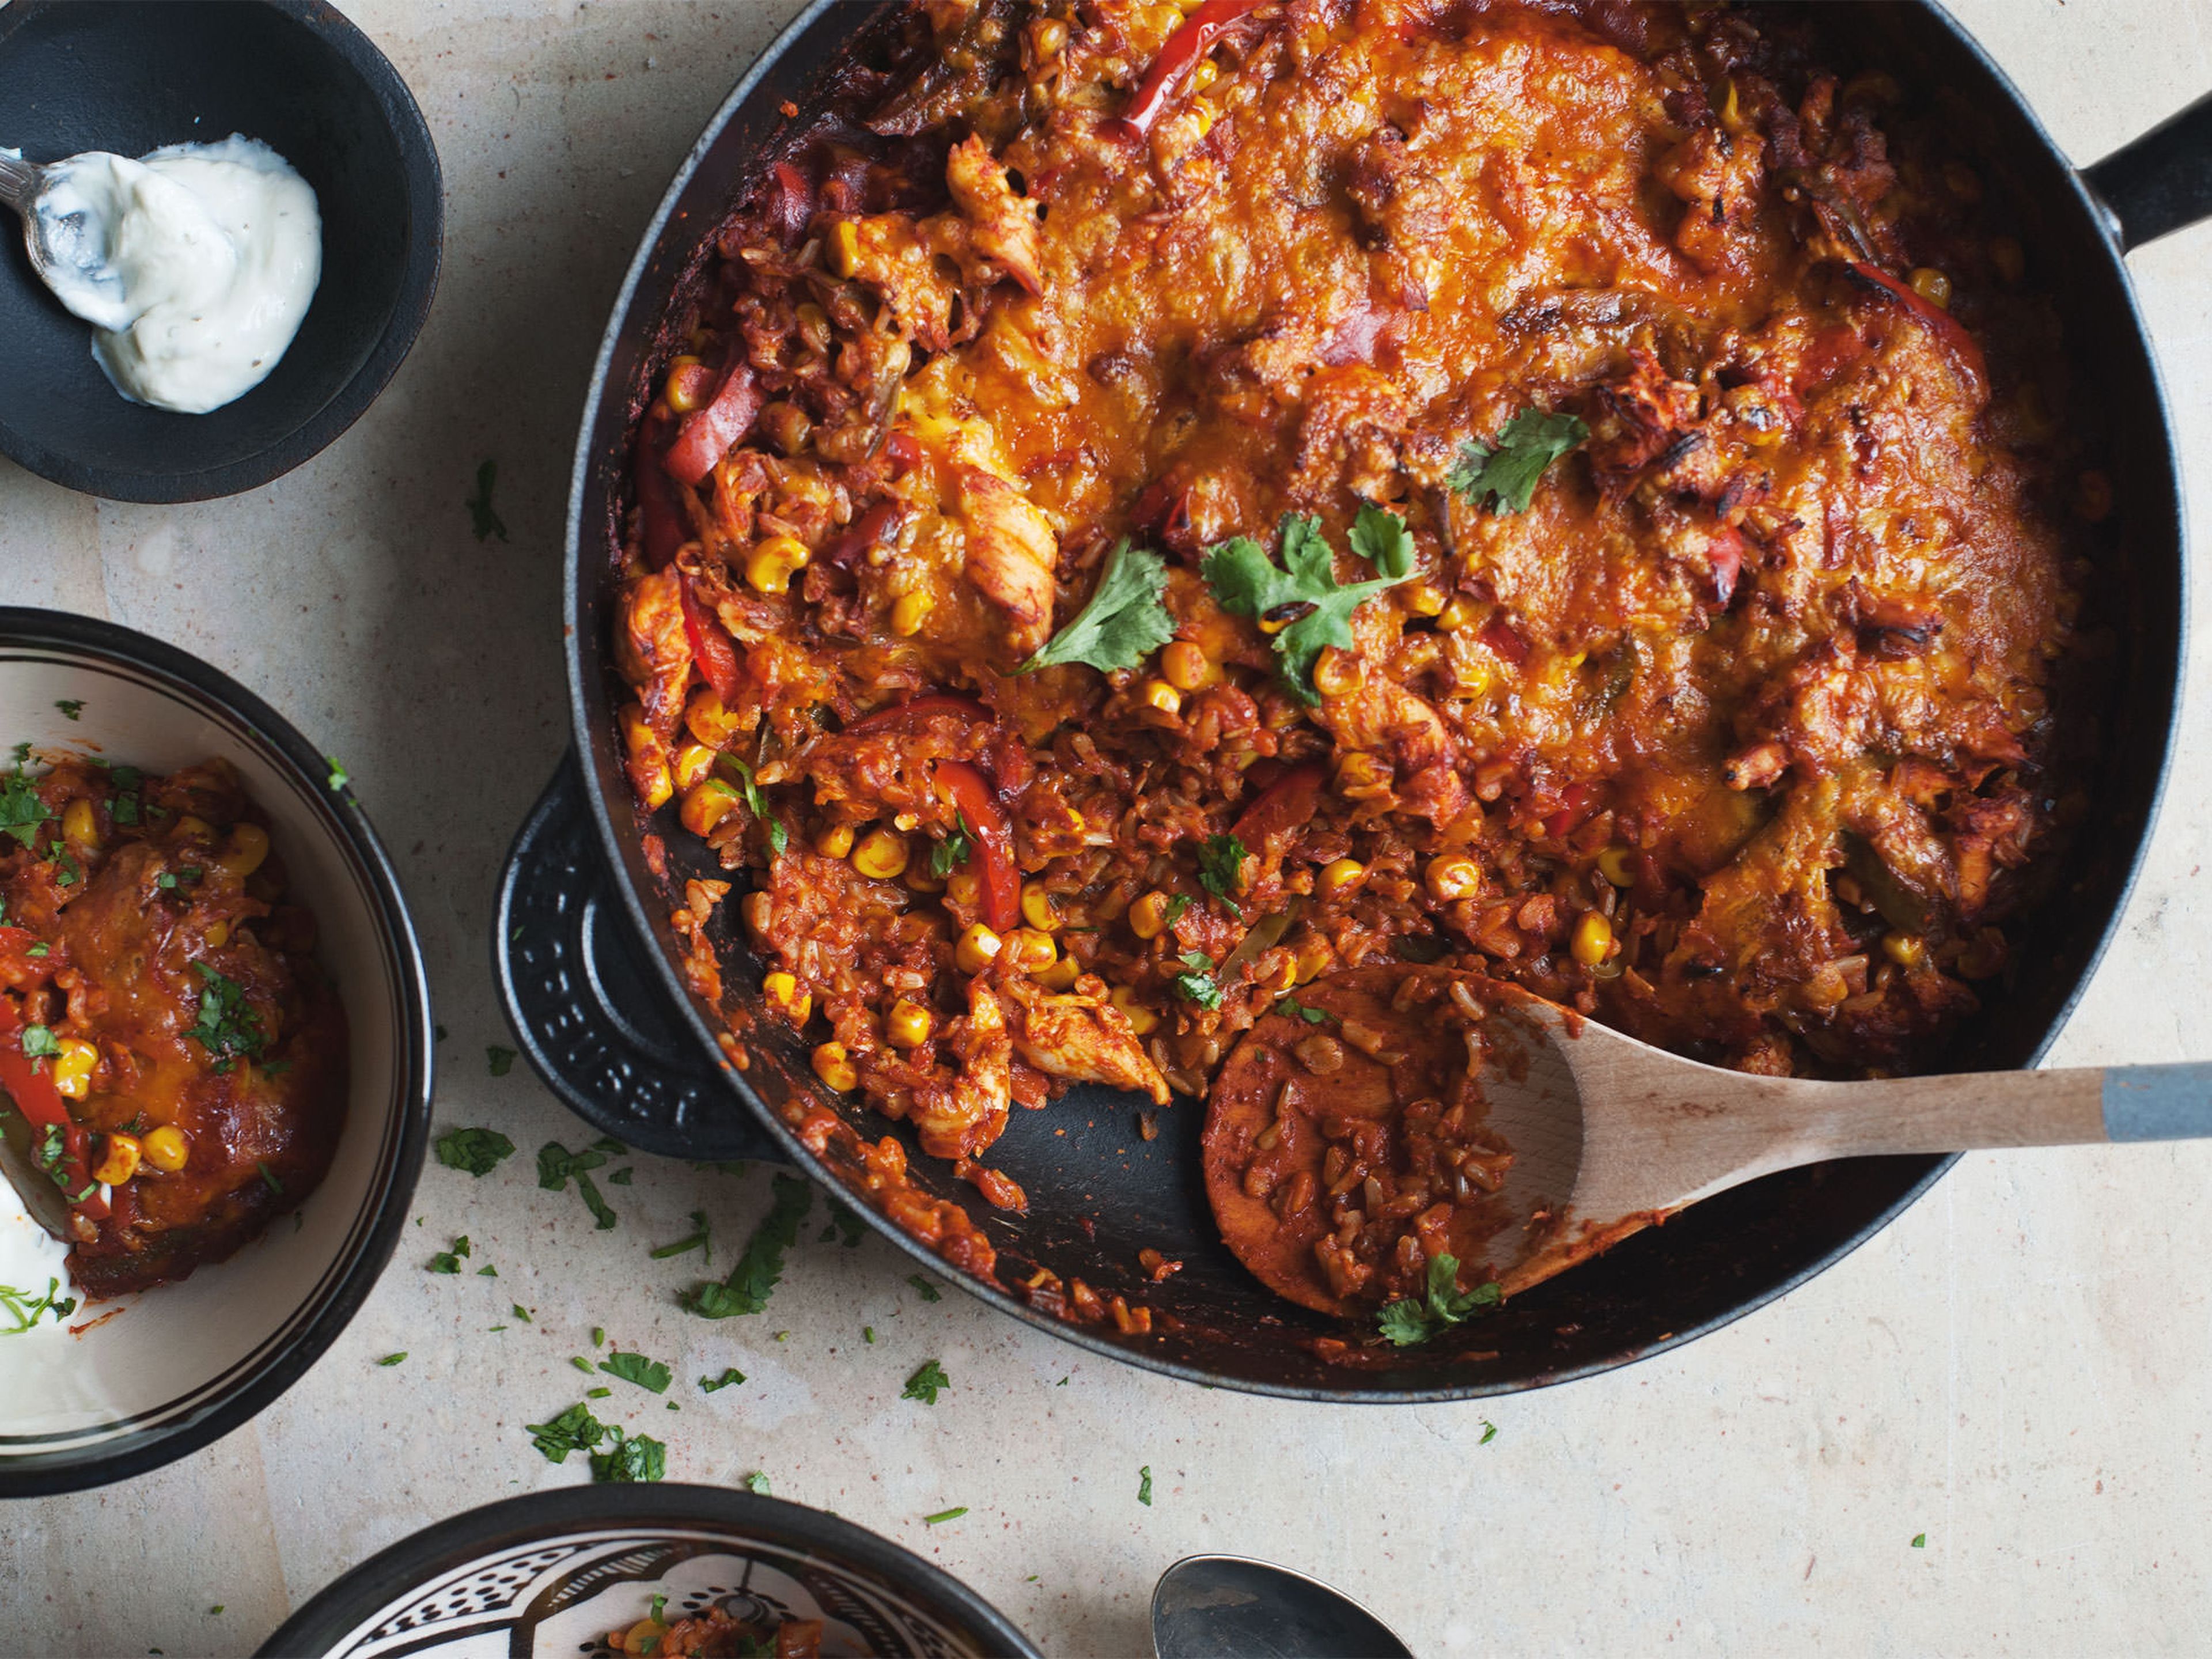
[
  {"xmin": 20, "ymin": 1024, "xmax": 59, "ymax": 1059},
  {"xmin": 325, "ymin": 757, "xmax": 350, "ymax": 791},
  {"xmin": 907, "ymin": 1274, "xmax": 942, "ymax": 1303},
  {"xmin": 435, "ymin": 1126, "xmax": 515, "ymax": 1176},
  {"xmin": 1164, "ymin": 895, "xmax": 1191, "ymax": 926},
  {"xmin": 537, "ymin": 1141, "xmax": 619, "ymax": 1229},
  {"xmin": 1277, "ymin": 997, "xmax": 1330, "ymax": 1025},
  {"xmin": 54, "ymin": 700, "xmax": 83, "ymax": 721},
  {"xmin": 591, "ymin": 1426, "xmax": 665, "ymax": 1482},
  {"xmin": 18, "ymin": 941, "xmax": 41, "ymax": 958},
  {"xmin": 1172, "ymin": 951, "xmax": 1224, "ymax": 1010},
  {"xmin": 467, "ymin": 458, "xmax": 510, "ymax": 543},
  {"xmin": 930, "ymin": 817, "xmax": 973, "ymax": 880},
  {"xmin": 821, "ymin": 1198, "xmax": 866, "ymax": 1248},
  {"xmin": 607, "ymin": 1166, "xmax": 634, "ymax": 1185},
  {"xmin": 376, "ymin": 1352, "xmax": 407, "ymax": 1366},
  {"xmin": 600, "ymin": 1350, "xmax": 673, "ymax": 1393},
  {"xmin": 902, "ymin": 1359, "xmax": 950, "ymax": 1404},
  {"xmin": 511, "ymin": 1303, "xmax": 530, "ymax": 1321},
  {"xmin": 525, "ymin": 1401, "xmax": 607, "ymax": 1463},
  {"xmin": 720, "ymin": 758, "xmax": 789, "ymax": 857},
  {"xmin": 1196, "ymin": 834, "xmax": 1245, "ymax": 906},
  {"xmin": 52, "ymin": 851, "xmax": 79, "ymax": 888},
  {"xmin": 1911, "ymin": 1533, "xmax": 1927, "ymax": 1548},
  {"xmin": 1021, "ymin": 540, "xmax": 1176, "ymax": 675},
  {"xmin": 0, "ymin": 765, "xmax": 50, "ymax": 848},
  {"xmin": 427, "ymin": 1231, "xmax": 470, "ymax": 1273},
  {"xmin": 1202, "ymin": 508, "xmax": 1416, "ymax": 702},
  {"xmin": 863, "ymin": 1325, "xmax": 876, "ymax": 1343},
  {"xmin": 571, "ymin": 1356, "xmax": 596, "ymax": 1373},
  {"xmin": 745, "ymin": 1471, "xmax": 771, "ymax": 1494},
  {"xmin": 1375, "ymin": 1252, "xmax": 1502, "ymax": 1346},
  {"xmin": 1138, "ymin": 1465, "xmax": 1153, "ymax": 1506},
  {"xmin": 487, "ymin": 1045, "xmax": 517, "ymax": 1077},
  {"xmin": 923, "ymin": 1506, "xmax": 967, "ymax": 1525},
  {"xmin": 651, "ymin": 1210, "xmax": 712, "ymax": 1261},
  {"xmin": 682, "ymin": 1172, "xmax": 812, "ymax": 1317},
  {"xmin": 700, "ymin": 1367, "xmax": 746, "ymax": 1392},
  {"xmin": 1448, "ymin": 408, "xmax": 1589, "ymax": 514},
  {"xmin": 111, "ymin": 793, "xmax": 139, "ymax": 827},
  {"xmin": 187, "ymin": 963, "xmax": 266, "ymax": 1071},
  {"xmin": 478, "ymin": 1264, "xmax": 498, "ymax": 1277},
  {"xmin": 1479, "ymin": 1419, "xmax": 1498, "ymax": 1444}
]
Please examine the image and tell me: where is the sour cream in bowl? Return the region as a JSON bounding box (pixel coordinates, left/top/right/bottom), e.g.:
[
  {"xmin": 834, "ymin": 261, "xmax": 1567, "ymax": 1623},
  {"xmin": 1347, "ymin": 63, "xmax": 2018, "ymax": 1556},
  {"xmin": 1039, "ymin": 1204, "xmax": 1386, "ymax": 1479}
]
[{"xmin": 32, "ymin": 135, "xmax": 321, "ymax": 414}]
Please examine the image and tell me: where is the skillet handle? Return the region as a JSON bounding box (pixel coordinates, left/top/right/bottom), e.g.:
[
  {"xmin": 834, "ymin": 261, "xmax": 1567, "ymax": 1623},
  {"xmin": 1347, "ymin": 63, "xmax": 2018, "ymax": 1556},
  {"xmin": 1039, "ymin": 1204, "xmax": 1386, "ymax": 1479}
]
[
  {"xmin": 494, "ymin": 751, "xmax": 787, "ymax": 1164},
  {"xmin": 2084, "ymin": 91, "xmax": 2212, "ymax": 253}
]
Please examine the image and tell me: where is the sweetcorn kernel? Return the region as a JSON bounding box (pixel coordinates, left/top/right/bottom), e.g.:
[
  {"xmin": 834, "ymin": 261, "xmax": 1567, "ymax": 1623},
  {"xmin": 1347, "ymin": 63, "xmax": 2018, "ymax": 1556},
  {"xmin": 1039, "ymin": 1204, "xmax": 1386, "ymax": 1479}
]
[
  {"xmin": 763, "ymin": 971, "xmax": 811, "ymax": 1025},
  {"xmin": 812, "ymin": 1041, "xmax": 858, "ymax": 1092},
  {"xmin": 852, "ymin": 828, "xmax": 910, "ymax": 880},
  {"xmin": 142, "ymin": 1124, "xmax": 191, "ymax": 1172},
  {"xmin": 887, "ymin": 998, "xmax": 933, "ymax": 1047}
]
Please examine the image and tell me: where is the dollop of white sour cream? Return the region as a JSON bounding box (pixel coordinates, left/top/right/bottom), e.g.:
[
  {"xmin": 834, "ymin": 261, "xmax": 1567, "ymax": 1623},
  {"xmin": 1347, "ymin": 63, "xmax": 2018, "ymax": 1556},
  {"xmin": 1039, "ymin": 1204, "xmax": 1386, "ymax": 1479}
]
[{"xmin": 30, "ymin": 134, "xmax": 321, "ymax": 414}]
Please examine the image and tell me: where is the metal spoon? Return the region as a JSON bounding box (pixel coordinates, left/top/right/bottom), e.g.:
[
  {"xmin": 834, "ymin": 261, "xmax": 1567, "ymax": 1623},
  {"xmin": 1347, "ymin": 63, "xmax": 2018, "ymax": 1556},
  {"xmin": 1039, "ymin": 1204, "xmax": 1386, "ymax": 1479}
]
[
  {"xmin": 1150, "ymin": 1555, "xmax": 1414, "ymax": 1659},
  {"xmin": 0, "ymin": 147, "xmax": 130, "ymax": 325}
]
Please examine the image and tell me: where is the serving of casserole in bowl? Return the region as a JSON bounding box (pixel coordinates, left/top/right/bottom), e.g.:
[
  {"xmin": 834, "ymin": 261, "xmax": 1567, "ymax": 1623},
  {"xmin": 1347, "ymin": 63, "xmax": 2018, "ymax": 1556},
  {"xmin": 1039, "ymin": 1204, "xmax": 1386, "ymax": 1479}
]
[{"xmin": 0, "ymin": 607, "xmax": 433, "ymax": 1494}]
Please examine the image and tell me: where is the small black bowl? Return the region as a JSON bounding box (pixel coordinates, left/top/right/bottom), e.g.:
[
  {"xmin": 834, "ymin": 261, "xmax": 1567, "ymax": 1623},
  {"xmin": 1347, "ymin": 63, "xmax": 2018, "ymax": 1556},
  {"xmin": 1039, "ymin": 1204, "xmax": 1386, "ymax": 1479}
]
[{"xmin": 0, "ymin": 0, "xmax": 442, "ymax": 502}]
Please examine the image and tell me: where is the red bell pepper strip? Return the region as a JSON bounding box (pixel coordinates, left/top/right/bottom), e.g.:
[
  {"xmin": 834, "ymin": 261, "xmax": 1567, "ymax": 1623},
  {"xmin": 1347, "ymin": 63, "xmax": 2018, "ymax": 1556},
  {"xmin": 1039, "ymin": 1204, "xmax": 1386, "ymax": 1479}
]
[
  {"xmin": 0, "ymin": 999, "xmax": 105, "ymax": 1222},
  {"xmin": 1232, "ymin": 762, "xmax": 1324, "ymax": 847},
  {"xmin": 848, "ymin": 694, "xmax": 993, "ymax": 736},
  {"xmin": 634, "ymin": 414, "xmax": 690, "ymax": 571},
  {"xmin": 1117, "ymin": 0, "xmax": 1269, "ymax": 139},
  {"xmin": 1846, "ymin": 261, "xmax": 1987, "ymax": 391},
  {"xmin": 935, "ymin": 760, "xmax": 1020, "ymax": 932},
  {"xmin": 664, "ymin": 362, "xmax": 763, "ymax": 489},
  {"xmin": 678, "ymin": 574, "xmax": 746, "ymax": 707}
]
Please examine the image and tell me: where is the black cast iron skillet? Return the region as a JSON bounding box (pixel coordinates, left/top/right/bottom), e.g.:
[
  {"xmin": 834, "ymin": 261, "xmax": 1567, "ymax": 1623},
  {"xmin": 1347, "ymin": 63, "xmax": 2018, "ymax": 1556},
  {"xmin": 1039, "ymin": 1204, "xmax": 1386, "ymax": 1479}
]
[{"xmin": 498, "ymin": 1, "xmax": 2209, "ymax": 1401}]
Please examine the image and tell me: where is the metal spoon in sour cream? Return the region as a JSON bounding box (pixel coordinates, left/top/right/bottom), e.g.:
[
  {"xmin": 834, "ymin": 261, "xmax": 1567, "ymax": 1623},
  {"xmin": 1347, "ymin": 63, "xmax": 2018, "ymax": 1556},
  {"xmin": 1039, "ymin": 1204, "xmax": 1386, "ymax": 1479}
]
[{"xmin": 0, "ymin": 135, "xmax": 321, "ymax": 414}]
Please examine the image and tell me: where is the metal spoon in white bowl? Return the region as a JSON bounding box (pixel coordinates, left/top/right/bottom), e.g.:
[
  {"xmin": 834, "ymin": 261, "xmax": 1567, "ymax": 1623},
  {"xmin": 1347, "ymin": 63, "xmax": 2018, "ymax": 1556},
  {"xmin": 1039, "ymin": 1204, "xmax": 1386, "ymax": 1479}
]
[{"xmin": 1151, "ymin": 1555, "xmax": 1414, "ymax": 1659}]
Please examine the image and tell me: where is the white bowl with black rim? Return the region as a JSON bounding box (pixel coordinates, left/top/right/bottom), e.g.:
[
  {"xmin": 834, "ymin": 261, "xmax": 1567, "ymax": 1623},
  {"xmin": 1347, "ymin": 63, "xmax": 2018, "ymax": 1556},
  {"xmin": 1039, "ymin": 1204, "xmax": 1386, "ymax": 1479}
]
[
  {"xmin": 0, "ymin": 606, "xmax": 433, "ymax": 1495},
  {"xmin": 258, "ymin": 1484, "xmax": 1041, "ymax": 1658}
]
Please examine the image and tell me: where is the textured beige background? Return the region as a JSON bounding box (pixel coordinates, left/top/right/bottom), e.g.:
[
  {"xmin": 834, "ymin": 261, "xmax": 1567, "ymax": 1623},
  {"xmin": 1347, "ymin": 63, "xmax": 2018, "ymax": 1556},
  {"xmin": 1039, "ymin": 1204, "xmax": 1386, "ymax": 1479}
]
[{"xmin": 4, "ymin": 1, "xmax": 2212, "ymax": 1654}]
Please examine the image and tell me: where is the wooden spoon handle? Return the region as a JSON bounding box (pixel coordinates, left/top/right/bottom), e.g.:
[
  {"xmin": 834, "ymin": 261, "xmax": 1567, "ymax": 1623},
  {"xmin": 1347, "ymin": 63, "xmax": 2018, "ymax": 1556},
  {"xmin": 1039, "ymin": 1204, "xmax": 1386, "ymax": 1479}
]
[{"xmin": 1791, "ymin": 1063, "xmax": 2212, "ymax": 1165}]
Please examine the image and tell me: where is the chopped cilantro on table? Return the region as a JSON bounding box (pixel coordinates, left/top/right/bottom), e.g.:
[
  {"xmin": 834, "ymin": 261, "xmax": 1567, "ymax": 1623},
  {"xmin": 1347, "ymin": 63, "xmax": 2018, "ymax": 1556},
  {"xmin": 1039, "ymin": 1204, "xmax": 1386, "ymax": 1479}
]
[
  {"xmin": 907, "ymin": 1274, "xmax": 942, "ymax": 1304},
  {"xmin": 607, "ymin": 1166, "xmax": 634, "ymax": 1185},
  {"xmin": 902, "ymin": 1359, "xmax": 950, "ymax": 1404},
  {"xmin": 1195, "ymin": 834, "xmax": 1245, "ymax": 910},
  {"xmin": 922, "ymin": 1506, "xmax": 967, "ymax": 1525},
  {"xmin": 700, "ymin": 1368, "xmax": 746, "ymax": 1393},
  {"xmin": 54, "ymin": 699, "xmax": 83, "ymax": 721},
  {"xmin": 600, "ymin": 1350, "xmax": 673, "ymax": 1394},
  {"xmin": 376, "ymin": 1353, "xmax": 407, "ymax": 1367},
  {"xmin": 585, "ymin": 1384, "xmax": 609, "ymax": 1397},
  {"xmin": 487, "ymin": 1045, "xmax": 517, "ymax": 1077},
  {"xmin": 325, "ymin": 757, "xmax": 350, "ymax": 791},
  {"xmin": 1912, "ymin": 1533, "xmax": 1927, "ymax": 1548},
  {"xmin": 1375, "ymin": 1253, "xmax": 1502, "ymax": 1346},
  {"xmin": 187, "ymin": 963, "xmax": 266, "ymax": 1071},
  {"xmin": 1202, "ymin": 506, "xmax": 1416, "ymax": 703},
  {"xmin": 467, "ymin": 458, "xmax": 509, "ymax": 543},
  {"xmin": 819, "ymin": 1198, "xmax": 866, "ymax": 1248},
  {"xmin": 1021, "ymin": 539, "xmax": 1177, "ymax": 675},
  {"xmin": 1138, "ymin": 1466, "xmax": 1153, "ymax": 1506},
  {"xmin": 682, "ymin": 1172, "xmax": 812, "ymax": 1318},
  {"xmin": 745, "ymin": 1471, "xmax": 771, "ymax": 1495},
  {"xmin": 1172, "ymin": 952, "xmax": 1224, "ymax": 1011},
  {"xmin": 1448, "ymin": 407, "xmax": 1588, "ymax": 515},
  {"xmin": 651, "ymin": 1210, "xmax": 712, "ymax": 1262},
  {"xmin": 478, "ymin": 1264, "xmax": 498, "ymax": 1277},
  {"xmin": 571, "ymin": 1356, "xmax": 596, "ymax": 1373},
  {"xmin": 863, "ymin": 1325, "xmax": 875, "ymax": 1344},
  {"xmin": 510, "ymin": 1304, "xmax": 531, "ymax": 1322},
  {"xmin": 427, "ymin": 1234, "xmax": 471, "ymax": 1274},
  {"xmin": 435, "ymin": 1126, "xmax": 515, "ymax": 1176},
  {"xmin": 538, "ymin": 1139, "xmax": 621, "ymax": 1230},
  {"xmin": 526, "ymin": 1401, "xmax": 606, "ymax": 1463},
  {"xmin": 1479, "ymin": 1419, "xmax": 1498, "ymax": 1445}
]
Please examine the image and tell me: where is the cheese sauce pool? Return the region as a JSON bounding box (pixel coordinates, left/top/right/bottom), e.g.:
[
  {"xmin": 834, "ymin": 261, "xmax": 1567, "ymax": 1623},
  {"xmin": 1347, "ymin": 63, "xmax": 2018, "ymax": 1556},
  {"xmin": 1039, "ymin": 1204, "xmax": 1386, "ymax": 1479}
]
[{"xmin": 29, "ymin": 134, "xmax": 320, "ymax": 414}]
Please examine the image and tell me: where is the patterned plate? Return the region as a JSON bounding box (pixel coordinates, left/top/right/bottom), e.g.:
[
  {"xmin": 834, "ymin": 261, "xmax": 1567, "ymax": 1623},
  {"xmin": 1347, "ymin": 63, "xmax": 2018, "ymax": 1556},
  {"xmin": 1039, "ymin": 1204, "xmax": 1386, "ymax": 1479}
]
[{"xmin": 258, "ymin": 1486, "xmax": 1039, "ymax": 1659}]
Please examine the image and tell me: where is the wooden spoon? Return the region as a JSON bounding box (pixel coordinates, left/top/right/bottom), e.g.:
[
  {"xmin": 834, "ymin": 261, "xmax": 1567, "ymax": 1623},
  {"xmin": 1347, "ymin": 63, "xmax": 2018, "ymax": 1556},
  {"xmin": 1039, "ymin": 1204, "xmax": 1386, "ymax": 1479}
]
[{"xmin": 1476, "ymin": 983, "xmax": 2209, "ymax": 1294}]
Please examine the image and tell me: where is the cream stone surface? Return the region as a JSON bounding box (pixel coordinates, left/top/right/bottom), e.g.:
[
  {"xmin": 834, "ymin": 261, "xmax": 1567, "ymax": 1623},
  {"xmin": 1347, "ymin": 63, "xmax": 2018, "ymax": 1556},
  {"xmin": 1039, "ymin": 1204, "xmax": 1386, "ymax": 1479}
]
[{"xmin": 4, "ymin": 2, "xmax": 2211, "ymax": 1654}]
